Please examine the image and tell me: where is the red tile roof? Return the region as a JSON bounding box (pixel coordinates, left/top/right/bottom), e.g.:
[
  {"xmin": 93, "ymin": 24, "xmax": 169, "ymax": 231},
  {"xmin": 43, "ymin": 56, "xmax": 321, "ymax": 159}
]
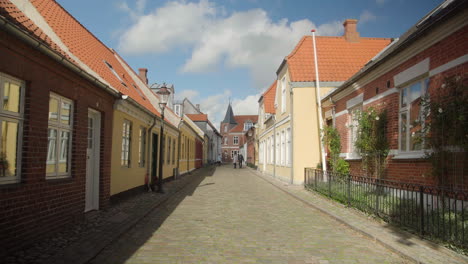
[
  {"xmin": 2, "ymin": 0, "xmax": 159, "ymax": 115},
  {"xmin": 286, "ymin": 36, "xmax": 391, "ymax": 82},
  {"xmin": 229, "ymin": 115, "xmax": 258, "ymax": 133},
  {"xmin": 186, "ymin": 114, "xmax": 208, "ymax": 122},
  {"xmin": 263, "ymin": 81, "xmax": 277, "ymax": 114}
]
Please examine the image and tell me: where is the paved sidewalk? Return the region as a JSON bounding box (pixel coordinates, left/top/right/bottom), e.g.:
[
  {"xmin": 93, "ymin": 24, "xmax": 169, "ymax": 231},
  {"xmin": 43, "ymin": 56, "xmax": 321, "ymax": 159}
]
[
  {"xmin": 3, "ymin": 166, "xmax": 214, "ymax": 264},
  {"xmin": 89, "ymin": 165, "xmax": 406, "ymax": 263},
  {"xmin": 249, "ymin": 168, "xmax": 468, "ymax": 264}
]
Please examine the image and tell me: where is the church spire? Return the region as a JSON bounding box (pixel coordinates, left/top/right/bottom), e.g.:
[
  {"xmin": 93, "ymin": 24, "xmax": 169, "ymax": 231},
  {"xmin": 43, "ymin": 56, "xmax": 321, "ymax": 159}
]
[{"xmin": 222, "ymin": 103, "xmax": 237, "ymax": 125}]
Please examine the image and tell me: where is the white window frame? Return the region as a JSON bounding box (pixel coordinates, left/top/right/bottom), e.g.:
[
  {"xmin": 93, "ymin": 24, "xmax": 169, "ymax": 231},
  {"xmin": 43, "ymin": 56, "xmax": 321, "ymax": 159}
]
[
  {"xmin": 47, "ymin": 93, "xmax": 73, "ymax": 179},
  {"xmin": 349, "ymin": 104, "xmax": 362, "ymax": 156},
  {"xmin": 138, "ymin": 127, "xmax": 146, "ymax": 167},
  {"xmin": 224, "ymin": 137, "xmax": 228, "ymax": 145},
  {"xmin": 281, "ymin": 76, "xmax": 286, "ymax": 113},
  {"xmin": 0, "ymin": 73, "xmax": 24, "ymax": 184},
  {"xmin": 231, "ymin": 150, "xmax": 238, "ymax": 159},
  {"xmin": 122, "ymin": 119, "xmax": 132, "ymax": 167},
  {"xmin": 270, "ymin": 137, "xmax": 274, "ymax": 164},
  {"xmin": 244, "ymin": 122, "xmax": 253, "ymax": 131},
  {"xmin": 275, "ymin": 132, "xmax": 281, "ymax": 165},
  {"xmin": 398, "ymin": 78, "xmax": 428, "ymax": 154},
  {"xmin": 174, "ymin": 104, "xmax": 181, "ymax": 116},
  {"xmin": 281, "ymin": 130, "xmax": 285, "ymax": 165},
  {"xmin": 286, "ymin": 128, "xmax": 291, "ymax": 166},
  {"xmin": 233, "ymin": 136, "xmax": 239, "ymax": 145}
]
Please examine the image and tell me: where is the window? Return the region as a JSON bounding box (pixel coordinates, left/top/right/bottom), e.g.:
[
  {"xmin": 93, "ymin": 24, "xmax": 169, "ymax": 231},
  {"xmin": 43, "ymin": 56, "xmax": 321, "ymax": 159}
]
[
  {"xmin": 281, "ymin": 76, "xmax": 286, "ymax": 113},
  {"xmin": 172, "ymin": 139, "xmax": 176, "ymax": 164},
  {"xmin": 174, "ymin": 105, "xmax": 181, "ymax": 116},
  {"xmin": 47, "ymin": 94, "xmax": 73, "ymax": 178},
  {"xmin": 233, "ymin": 136, "xmax": 239, "ymax": 145},
  {"xmin": 224, "ymin": 137, "xmax": 228, "ymax": 145},
  {"xmin": 286, "ymin": 128, "xmax": 291, "ymax": 166},
  {"xmin": 259, "ymin": 141, "xmax": 263, "ymax": 163},
  {"xmin": 349, "ymin": 105, "xmax": 362, "ymax": 155},
  {"xmin": 281, "ymin": 130, "xmax": 285, "ymax": 165},
  {"xmin": 167, "ymin": 136, "xmax": 171, "ymax": 164},
  {"xmin": 121, "ymin": 120, "xmax": 132, "ymax": 167},
  {"xmin": 0, "ymin": 74, "xmax": 24, "ymax": 183},
  {"xmin": 224, "ymin": 125, "xmax": 227, "ymax": 133},
  {"xmin": 162, "ymin": 135, "xmax": 166, "ymax": 164},
  {"xmin": 138, "ymin": 127, "xmax": 146, "ymax": 167},
  {"xmin": 270, "ymin": 137, "xmax": 274, "ymax": 164},
  {"xmin": 399, "ymin": 78, "xmax": 428, "ymax": 152},
  {"xmin": 244, "ymin": 121, "xmax": 253, "ymax": 131},
  {"xmin": 276, "ymin": 133, "xmax": 280, "ymax": 164}
]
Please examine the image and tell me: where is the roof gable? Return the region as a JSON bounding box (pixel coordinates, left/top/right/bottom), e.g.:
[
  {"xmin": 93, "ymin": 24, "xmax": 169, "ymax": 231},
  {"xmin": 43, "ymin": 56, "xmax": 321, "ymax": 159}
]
[{"xmin": 263, "ymin": 80, "xmax": 277, "ymax": 114}]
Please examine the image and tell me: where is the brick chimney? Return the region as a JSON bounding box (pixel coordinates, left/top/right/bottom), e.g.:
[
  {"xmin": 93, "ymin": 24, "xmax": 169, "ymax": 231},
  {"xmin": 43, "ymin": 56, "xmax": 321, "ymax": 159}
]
[
  {"xmin": 138, "ymin": 68, "xmax": 148, "ymax": 85},
  {"xmin": 343, "ymin": 19, "xmax": 360, "ymax": 42}
]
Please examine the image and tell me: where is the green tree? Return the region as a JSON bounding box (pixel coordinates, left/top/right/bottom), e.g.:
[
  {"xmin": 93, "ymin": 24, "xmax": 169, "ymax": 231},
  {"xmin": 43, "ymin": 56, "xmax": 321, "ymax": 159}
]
[{"xmin": 322, "ymin": 126, "xmax": 349, "ymax": 175}]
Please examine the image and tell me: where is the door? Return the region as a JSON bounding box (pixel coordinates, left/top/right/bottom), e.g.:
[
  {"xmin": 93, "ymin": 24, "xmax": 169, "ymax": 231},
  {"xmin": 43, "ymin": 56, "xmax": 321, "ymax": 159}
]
[
  {"xmin": 263, "ymin": 142, "xmax": 266, "ymax": 171},
  {"xmin": 151, "ymin": 133, "xmax": 158, "ymax": 185},
  {"xmin": 85, "ymin": 109, "xmax": 101, "ymax": 212}
]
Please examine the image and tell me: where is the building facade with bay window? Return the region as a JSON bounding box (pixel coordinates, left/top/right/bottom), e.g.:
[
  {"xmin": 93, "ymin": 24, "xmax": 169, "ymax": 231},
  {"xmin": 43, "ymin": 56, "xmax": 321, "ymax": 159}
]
[{"xmin": 321, "ymin": 0, "xmax": 468, "ymax": 189}]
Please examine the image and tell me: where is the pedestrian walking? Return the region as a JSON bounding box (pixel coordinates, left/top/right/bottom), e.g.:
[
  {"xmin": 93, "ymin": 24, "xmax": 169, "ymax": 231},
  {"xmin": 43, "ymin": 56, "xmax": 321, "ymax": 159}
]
[
  {"xmin": 217, "ymin": 154, "xmax": 222, "ymax": 166},
  {"xmin": 233, "ymin": 154, "xmax": 238, "ymax": 169},
  {"xmin": 238, "ymin": 154, "xmax": 244, "ymax": 168}
]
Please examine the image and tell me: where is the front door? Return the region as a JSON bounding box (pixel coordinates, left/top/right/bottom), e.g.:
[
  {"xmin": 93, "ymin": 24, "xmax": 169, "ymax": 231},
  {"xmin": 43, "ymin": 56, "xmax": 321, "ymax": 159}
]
[
  {"xmin": 151, "ymin": 133, "xmax": 158, "ymax": 186},
  {"xmin": 85, "ymin": 109, "xmax": 101, "ymax": 212}
]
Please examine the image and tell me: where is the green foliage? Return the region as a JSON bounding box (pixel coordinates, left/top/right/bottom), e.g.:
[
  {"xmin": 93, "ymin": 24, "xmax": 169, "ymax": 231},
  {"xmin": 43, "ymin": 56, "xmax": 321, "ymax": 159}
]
[
  {"xmin": 335, "ymin": 158, "xmax": 350, "ymax": 175},
  {"xmin": 322, "ymin": 126, "xmax": 350, "ymax": 175},
  {"xmin": 354, "ymin": 107, "xmax": 389, "ymax": 178},
  {"xmin": 421, "ymin": 75, "xmax": 468, "ymax": 188}
]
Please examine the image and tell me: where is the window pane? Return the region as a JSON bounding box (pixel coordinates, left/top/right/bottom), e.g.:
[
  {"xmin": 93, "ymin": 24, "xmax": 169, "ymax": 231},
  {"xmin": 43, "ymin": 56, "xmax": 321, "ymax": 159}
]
[
  {"xmin": 3, "ymin": 82, "xmax": 21, "ymax": 113},
  {"xmin": 400, "ymin": 112, "xmax": 407, "ymax": 151},
  {"xmin": 1, "ymin": 121, "xmax": 19, "ymax": 178},
  {"xmin": 49, "ymin": 98, "xmax": 59, "ymax": 122},
  {"xmin": 58, "ymin": 131, "xmax": 70, "ymax": 173},
  {"xmin": 409, "ymin": 83, "xmax": 423, "ymax": 151},
  {"xmin": 88, "ymin": 117, "xmax": 93, "ymax": 148},
  {"xmin": 61, "ymin": 101, "xmax": 71, "ymax": 125},
  {"xmin": 46, "ymin": 128, "xmax": 57, "ymax": 174},
  {"xmin": 401, "ymin": 88, "xmax": 407, "ymax": 108}
]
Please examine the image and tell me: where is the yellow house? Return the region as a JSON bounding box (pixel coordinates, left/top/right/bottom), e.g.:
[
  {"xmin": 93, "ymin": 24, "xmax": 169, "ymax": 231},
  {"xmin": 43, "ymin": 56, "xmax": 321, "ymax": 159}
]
[
  {"xmin": 177, "ymin": 115, "xmax": 204, "ymax": 174},
  {"xmin": 110, "ymin": 53, "xmax": 182, "ymax": 197},
  {"xmin": 258, "ymin": 19, "xmax": 391, "ymax": 184}
]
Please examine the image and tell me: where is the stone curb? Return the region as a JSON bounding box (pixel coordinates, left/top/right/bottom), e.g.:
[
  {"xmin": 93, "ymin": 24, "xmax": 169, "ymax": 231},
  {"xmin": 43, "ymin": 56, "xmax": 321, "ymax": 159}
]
[
  {"xmin": 48, "ymin": 168, "xmax": 208, "ymax": 264},
  {"xmin": 247, "ymin": 168, "xmax": 468, "ymax": 264}
]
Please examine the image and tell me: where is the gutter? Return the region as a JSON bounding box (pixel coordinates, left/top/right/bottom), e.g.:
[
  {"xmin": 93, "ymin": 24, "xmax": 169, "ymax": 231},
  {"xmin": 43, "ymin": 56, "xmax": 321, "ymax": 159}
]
[{"xmin": 0, "ymin": 15, "xmax": 119, "ymax": 98}]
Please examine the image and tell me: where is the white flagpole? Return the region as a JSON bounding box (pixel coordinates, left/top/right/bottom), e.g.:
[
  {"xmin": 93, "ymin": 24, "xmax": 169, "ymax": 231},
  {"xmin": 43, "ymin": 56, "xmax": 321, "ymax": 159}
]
[{"xmin": 311, "ymin": 29, "xmax": 327, "ymax": 173}]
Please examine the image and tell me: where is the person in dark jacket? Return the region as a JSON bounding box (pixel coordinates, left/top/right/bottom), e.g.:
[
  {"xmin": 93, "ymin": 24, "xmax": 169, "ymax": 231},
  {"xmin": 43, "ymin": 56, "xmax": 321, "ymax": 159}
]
[{"xmin": 238, "ymin": 154, "xmax": 244, "ymax": 168}]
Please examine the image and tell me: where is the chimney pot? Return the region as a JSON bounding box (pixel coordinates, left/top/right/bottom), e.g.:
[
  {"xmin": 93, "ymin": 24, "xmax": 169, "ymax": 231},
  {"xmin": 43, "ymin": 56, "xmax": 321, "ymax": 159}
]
[
  {"xmin": 138, "ymin": 68, "xmax": 148, "ymax": 85},
  {"xmin": 343, "ymin": 19, "xmax": 360, "ymax": 42}
]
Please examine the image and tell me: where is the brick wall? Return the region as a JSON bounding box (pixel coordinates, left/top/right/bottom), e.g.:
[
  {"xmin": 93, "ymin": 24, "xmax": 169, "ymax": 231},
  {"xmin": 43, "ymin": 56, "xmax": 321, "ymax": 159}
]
[
  {"xmin": 0, "ymin": 30, "xmax": 115, "ymax": 252},
  {"xmin": 332, "ymin": 25, "xmax": 468, "ymax": 189}
]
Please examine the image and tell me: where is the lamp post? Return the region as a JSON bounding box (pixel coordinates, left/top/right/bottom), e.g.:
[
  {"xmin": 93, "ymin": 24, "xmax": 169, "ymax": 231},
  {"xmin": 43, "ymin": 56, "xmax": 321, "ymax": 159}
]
[{"xmin": 156, "ymin": 83, "xmax": 170, "ymax": 193}]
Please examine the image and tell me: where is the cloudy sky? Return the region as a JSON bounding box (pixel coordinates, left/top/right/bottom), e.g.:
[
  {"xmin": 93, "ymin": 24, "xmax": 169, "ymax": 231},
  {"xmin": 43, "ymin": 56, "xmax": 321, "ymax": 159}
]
[{"xmin": 58, "ymin": 0, "xmax": 440, "ymax": 127}]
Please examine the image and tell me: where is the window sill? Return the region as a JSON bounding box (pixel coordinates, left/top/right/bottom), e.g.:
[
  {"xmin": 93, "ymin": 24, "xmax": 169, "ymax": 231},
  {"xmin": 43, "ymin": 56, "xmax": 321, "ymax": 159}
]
[
  {"xmin": 46, "ymin": 176, "xmax": 73, "ymax": 183},
  {"xmin": 0, "ymin": 178, "xmax": 21, "ymax": 187},
  {"xmin": 340, "ymin": 153, "xmax": 362, "ymax": 160},
  {"xmin": 392, "ymin": 152, "xmax": 426, "ymax": 160}
]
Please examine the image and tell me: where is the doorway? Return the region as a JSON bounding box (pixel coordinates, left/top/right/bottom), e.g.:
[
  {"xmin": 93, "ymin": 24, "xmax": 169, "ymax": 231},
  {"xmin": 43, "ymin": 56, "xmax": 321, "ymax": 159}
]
[
  {"xmin": 85, "ymin": 109, "xmax": 101, "ymax": 212},
  {"xmin": 151, "ymin": 133, "xmax": 158, "ymax": 186}
]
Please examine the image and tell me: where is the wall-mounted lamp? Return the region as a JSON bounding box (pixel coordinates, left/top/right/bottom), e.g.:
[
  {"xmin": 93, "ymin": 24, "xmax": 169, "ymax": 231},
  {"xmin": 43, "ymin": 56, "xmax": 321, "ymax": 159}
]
[{"xmin": 121, "ymin": 94, "xmax": 129, "ymax": 100}]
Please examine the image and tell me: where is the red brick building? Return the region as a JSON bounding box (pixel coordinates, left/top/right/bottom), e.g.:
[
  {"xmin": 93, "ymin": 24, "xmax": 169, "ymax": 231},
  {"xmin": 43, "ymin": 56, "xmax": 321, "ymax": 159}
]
[
  {"xmin": 245, "ymin": 126, "xmax": 257, "ymax": 167},
  {"xmin": 321, "ymin": 0, "xmax": 468, "ymax": 189},
  {"xmin": 220, "ymin": 104, "xmax": 258, "ymax": 162},
  {"xmin": 0, "ymin": 1, "xmax": 118, "ymax": 252}
]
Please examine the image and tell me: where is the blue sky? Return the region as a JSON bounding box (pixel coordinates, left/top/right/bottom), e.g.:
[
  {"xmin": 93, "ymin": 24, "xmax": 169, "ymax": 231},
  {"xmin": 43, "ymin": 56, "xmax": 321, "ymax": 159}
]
[{"xmin": 57, "ymin": 0, "xmax": 441, "ymax": 126}]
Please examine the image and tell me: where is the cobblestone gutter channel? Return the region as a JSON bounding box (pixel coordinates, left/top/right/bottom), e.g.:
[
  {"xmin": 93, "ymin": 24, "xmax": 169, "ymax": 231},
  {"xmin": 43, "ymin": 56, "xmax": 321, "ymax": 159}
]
[{"xmin": 3, "ymin": 167, "xmax": 213, "ymax": 264}]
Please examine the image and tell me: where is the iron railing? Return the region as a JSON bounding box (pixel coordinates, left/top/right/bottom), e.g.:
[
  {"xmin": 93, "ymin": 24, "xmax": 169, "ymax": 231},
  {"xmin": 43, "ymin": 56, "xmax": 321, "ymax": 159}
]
[{"xmin": 304, "ymin": 168, "xmax": 468, "ymax": 248}]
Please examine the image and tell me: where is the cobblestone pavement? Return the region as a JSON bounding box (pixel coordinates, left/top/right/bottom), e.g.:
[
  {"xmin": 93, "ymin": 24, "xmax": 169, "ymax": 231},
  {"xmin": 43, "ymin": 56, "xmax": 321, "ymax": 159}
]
[
  {"xmin": 90, "ymin": 166, "xmax": 407, "ymax": 264},
  {"xmin": 3, "ymin": 167, "xmax": 210, "ymax": 264}
]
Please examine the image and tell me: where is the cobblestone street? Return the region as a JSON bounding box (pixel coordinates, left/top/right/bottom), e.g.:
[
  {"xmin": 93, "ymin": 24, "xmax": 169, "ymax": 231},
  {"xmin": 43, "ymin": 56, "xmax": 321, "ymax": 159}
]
[{"xmin": 89, "ymin": 166, "xmax": 406, "ymax": 264}]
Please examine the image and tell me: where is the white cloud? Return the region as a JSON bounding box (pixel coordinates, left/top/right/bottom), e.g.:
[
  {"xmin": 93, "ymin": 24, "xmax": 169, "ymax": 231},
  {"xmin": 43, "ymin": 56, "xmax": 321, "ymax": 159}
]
[
  {"xmin": 117, "ymin": 0, "xmax": 147, "ymax": 20},
  {"xmin": 118, "ymin": 0, "xmax": 343, "ymax": 89},
  {"xmin": 360, "ymin": 10, "xmax": 377, "ymax": 24},
  {"xmin": 176, "ymin": 89, "xmax": 200, "ymax": 101}
]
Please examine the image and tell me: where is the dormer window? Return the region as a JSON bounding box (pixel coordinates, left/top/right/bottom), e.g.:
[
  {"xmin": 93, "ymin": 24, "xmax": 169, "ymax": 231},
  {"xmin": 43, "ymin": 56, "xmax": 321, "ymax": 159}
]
[{"xmin": 244, "ymin": 121, "xmax": 253, "ymax": 131}]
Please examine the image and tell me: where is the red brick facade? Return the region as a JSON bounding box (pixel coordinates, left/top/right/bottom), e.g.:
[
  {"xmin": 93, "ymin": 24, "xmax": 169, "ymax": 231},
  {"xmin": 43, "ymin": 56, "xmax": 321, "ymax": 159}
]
[
  {"xmin": 327, "ymin": 23, "xmax": 468, "ymax": 189},
  {"xmin": 0, "ymin": 30, "xmax": 115, "ymax": 251}
]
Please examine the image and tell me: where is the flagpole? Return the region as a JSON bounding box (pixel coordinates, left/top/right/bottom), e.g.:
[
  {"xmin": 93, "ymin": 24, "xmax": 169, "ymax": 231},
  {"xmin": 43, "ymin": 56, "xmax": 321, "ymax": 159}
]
[{"xmin": 311, "ymin": 29, "xmax": 327, "ymax": 173}]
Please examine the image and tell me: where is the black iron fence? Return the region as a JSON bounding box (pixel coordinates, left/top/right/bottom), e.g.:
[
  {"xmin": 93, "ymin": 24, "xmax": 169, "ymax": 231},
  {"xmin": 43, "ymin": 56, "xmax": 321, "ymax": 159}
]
[{"xmin": 304, "ymin": 168, "xmax": 468, "ymax": 248}]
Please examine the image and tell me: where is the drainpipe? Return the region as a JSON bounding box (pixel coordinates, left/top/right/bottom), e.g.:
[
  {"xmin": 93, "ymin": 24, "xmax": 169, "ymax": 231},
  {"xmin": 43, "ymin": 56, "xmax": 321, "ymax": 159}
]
[
  {"xmin": 290, "ymin": 85, "xmax": 294, "ymax": 185},
  {"xmin": 146, "ymin": 116, "xmax": 157, "ymax": 191},
  {"xmin": 311, "ymin": 29, "xmax": 327, "ymax": 174}
]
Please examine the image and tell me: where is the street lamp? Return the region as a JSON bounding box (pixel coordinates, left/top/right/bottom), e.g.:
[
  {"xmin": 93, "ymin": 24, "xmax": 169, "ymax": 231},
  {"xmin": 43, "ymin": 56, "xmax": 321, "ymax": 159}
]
[{"xmin": 156, "ymin": 83, "xmax": 170, "ymax": 193}]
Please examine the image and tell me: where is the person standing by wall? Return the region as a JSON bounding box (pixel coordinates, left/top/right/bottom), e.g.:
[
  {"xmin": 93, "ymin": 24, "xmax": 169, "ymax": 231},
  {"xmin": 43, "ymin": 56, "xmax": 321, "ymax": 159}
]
[{"xmin": 233, "ymin": 153, "xmax": 238, "ymax": 169}]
